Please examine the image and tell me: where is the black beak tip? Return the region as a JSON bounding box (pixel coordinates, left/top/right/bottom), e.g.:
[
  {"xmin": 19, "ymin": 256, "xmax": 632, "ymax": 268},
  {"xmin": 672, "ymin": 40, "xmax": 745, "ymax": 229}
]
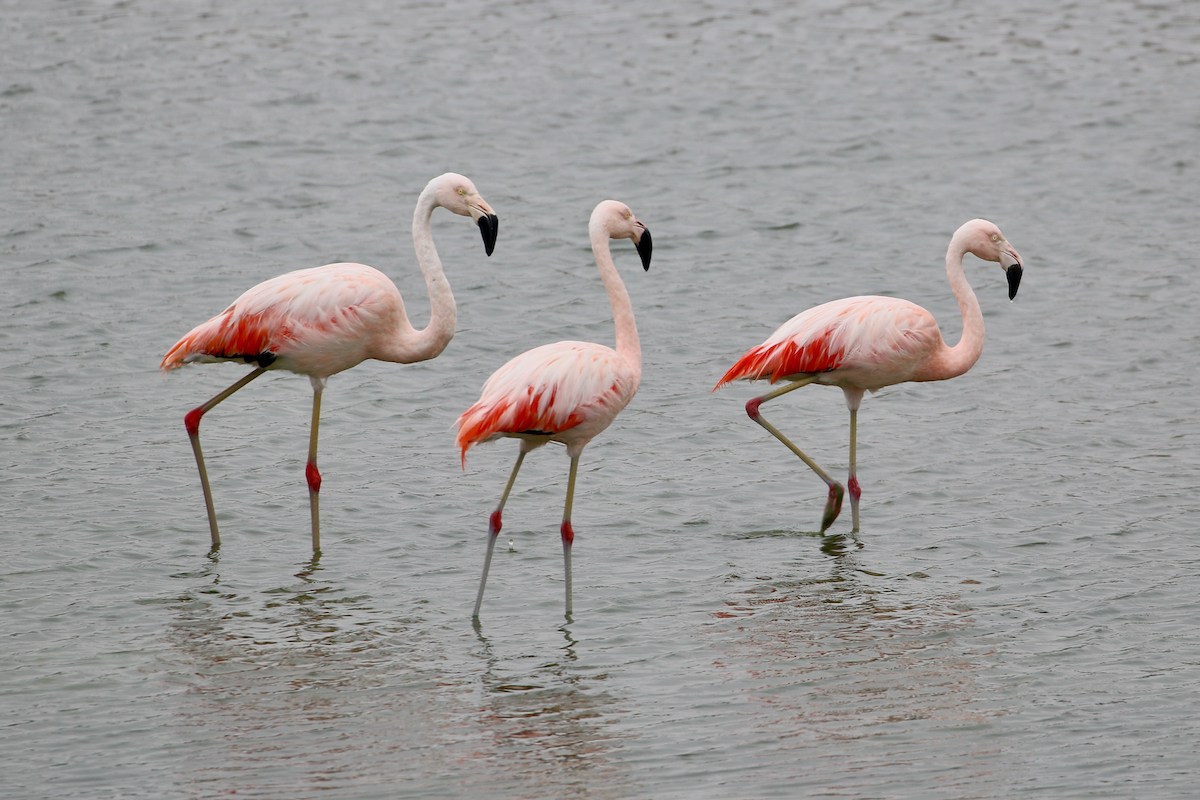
[
  {"xmin": 478, "ymin": 214, "xmax": 498, "ymax": 257},
  {"xmin": 635, "ymin": 228, "xmax": 652, "ymax": 271},
  {"xmin": 1006, "ymin": 263, "xmax": 1023, "ymax": 300}
]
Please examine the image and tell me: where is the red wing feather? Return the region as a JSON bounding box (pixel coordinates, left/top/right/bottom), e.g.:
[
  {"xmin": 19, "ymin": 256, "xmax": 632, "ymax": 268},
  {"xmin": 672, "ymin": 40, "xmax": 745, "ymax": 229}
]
[
  {"xmin": 716, "ymin": 327, "xmax": 844, "ymax": 387},
  {"xmin": 161, "ymin": 307, "xmax": 288, "ymax": 369},
  {"xmin": 455, "ymin": 342, "xmax": 632, "ymax": 466},
  {"xmin": 457, "ymin": 389, "xmax": 585, "ymax": 451}
]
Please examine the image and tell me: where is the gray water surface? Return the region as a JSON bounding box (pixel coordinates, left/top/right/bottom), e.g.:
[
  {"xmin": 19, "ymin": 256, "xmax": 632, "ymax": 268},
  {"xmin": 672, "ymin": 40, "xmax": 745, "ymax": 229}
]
[{"xmin": 4, "ymin": 1, "xmax": 1199, "ymax": 798}]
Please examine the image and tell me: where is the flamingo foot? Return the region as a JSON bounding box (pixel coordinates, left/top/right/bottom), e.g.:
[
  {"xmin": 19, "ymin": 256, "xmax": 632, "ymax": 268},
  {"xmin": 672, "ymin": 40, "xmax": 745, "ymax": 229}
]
[{"xmin": 820, "ymin": 482, "xmax": 844, "ymax": 533}]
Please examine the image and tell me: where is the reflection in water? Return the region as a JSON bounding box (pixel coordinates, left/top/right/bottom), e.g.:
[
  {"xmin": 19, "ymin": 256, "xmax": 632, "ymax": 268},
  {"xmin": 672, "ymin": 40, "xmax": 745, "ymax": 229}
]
[
  {"xmin": 165, "ymin": 552, "xmax": 465, "ymax": 797},
  {"xmin": 466, "ymin": 622, "xmax": 635, "ymax": 800},
  {"xmin": 709, "ymin": 532, "xmax": 999, "ymax": 791},
  {"xmin": 165, "ymin": 554, "xmax": 635, "ymax": 798}
]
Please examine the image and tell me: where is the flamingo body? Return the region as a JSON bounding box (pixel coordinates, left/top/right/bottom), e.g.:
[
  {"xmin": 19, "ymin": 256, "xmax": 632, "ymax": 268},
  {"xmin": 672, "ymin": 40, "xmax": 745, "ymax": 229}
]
[
  {"xmin": 162, "ymin": 263, "xmax": 411, "ymax": 377},
  {"xmin": 461, "ymin": 199, "xmax": 652, "ymax": 619},
  {"xmin": 717, "ymin": 295, "xmax": 945, "ymax": 392},
  {"xmin": 163, "ymin": 172, "xmax": 499, "ymax": 551},
  {"xmin": 456, "ymin": 340, "xmax": 638, "ymax": 462},
  {"xmin": 717, "ymin": 219, "xmax": 1024, "ymax": 533}
]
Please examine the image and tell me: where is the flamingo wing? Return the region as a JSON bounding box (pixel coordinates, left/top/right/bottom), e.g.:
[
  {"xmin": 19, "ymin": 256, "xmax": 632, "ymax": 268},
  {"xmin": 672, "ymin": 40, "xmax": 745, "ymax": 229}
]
[
  {"xmin": 161, "ymin": 263, "xmax": 401, "ymax": 373},
  {"xmin": 716, "ymin": 295, "xmax": 940, "ymax": 388},
  {"xmin": 456, "ymin": 341, "xmax": 638, "ymax": 460}
]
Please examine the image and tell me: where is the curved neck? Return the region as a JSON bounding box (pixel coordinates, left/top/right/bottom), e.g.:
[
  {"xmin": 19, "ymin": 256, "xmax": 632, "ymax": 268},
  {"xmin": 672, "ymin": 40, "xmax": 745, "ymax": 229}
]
[
  {"xmin": 936, "ymin": 237, "xmax": 985, "ymax": 380},
  {"xmin": 590, "ymin": 222, "xmax": 640, "ymax": 372},
  {"xmin": 404, "ymin": 185, "xmax": 457, "ymax": 361}
]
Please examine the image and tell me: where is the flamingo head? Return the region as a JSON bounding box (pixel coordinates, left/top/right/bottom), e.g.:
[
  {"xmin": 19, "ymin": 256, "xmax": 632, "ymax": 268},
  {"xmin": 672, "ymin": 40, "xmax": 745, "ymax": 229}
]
[
  {"xmin": 431, "ymin": 173, "xmax": 499, "ymax": 256},
  {"xmin": 956, "ymin": 219, "xmax": 1023, "ymax": 300},
  {"xmin": 591, "ymin": 200, "xmax": 652, "ymax": 271}
]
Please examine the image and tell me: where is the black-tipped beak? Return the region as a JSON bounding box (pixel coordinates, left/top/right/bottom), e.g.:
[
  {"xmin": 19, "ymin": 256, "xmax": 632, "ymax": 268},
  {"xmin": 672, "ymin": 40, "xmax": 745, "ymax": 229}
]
[
  {"xmin": 477, "ymin": 213, "xmax": 498, "ymax": 257},
  {"xmin": 1006, "ymin": 263, "xmax": 1023, "ymax": 300},
  {"xmin": 634, "ymin": 227, "xmax": 652, "ymax": 271}
]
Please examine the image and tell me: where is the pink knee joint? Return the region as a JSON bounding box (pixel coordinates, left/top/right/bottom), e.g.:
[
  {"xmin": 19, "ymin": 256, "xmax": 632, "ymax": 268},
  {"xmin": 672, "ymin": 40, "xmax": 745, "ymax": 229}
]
[{"xmin": 305, "ymin": 461, "xmax": 321, "ymax": 493}]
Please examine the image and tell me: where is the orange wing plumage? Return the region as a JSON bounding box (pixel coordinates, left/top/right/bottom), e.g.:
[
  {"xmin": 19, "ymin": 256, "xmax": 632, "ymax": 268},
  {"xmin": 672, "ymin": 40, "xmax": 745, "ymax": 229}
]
[
  {"xmin": 716, "ymin": 295, "xmax": 941, "ymax": 389},
  {"xmin": 717, "ymin": 324, "xmax": 844, "ymax": 386},
  {"xmin": 161, "ymin": 306, "xmax": 284, "ymax": 369},
  {"xmin": 456, "ymin": 341, "xmax": 639, "ymax": 465},
  {"xmin": 161, "ymin": 263, "xmax": 400, "ymax": 374}
]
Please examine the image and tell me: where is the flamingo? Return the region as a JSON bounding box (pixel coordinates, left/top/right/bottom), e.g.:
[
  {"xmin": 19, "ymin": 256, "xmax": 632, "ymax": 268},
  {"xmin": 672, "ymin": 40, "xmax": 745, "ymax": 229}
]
[
  {"xmin": 715, "ymin": 218, "xmax": 1023, "ymax": 533},
  {"xmin": 456, "ymin": 200, "xmax": 652, "ymax": 618},
  {"xmin": 162, "ymin": 172, "xmax": 499, "ymax": 552}
]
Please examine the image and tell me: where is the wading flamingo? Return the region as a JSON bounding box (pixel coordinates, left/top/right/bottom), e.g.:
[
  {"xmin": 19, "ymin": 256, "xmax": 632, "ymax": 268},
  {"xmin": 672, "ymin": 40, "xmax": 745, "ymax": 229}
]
[
  {"xmin": 162, "ymin": 172, "xmax": 499, "ymax": 552},
  {"xmin": 457, "ymin": 200, "xmax": 652, "ymax": 618},
  {"xmin": 715, "ymin": 219, "xmax": 1023, "ymax": 533}
]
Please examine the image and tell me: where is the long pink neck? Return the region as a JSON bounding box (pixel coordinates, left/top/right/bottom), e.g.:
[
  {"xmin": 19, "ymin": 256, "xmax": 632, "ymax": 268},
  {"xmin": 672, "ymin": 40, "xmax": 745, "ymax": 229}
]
[
  {"xmin": 375, "ymin": 185, "xmax": 456, "ymax": 364},
  {"xmin": 408, "ymin": 185, "xmax": 457, "ymax": 360},
  {"xmin": 589, "ymin": 221, "xmax": 640, "ymax": 372},
  {"xmin": 930, "ymin": 236, "xmax": 985, "ymax": 381}
]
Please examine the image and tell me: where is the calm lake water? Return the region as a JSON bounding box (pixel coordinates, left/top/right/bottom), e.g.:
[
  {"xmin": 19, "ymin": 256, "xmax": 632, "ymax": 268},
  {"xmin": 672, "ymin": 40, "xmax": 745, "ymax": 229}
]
[{"xmin": 4, "ymin": 1, "xmax": 1199, "ymax": 797}]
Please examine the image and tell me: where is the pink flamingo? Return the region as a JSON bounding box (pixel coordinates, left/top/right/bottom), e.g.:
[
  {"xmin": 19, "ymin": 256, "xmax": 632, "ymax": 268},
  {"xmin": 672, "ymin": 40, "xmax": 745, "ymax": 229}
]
[
  {"xmin": 456, "ymin": 200, "xmax": 652, "ymax": 618},
  {"xmin": 162, "ymin": 172, "xmax": 499, "ymax": 552},
  {"xmin": 715, "ymin": 219, "xmax": 1023, "ymax": 533}
]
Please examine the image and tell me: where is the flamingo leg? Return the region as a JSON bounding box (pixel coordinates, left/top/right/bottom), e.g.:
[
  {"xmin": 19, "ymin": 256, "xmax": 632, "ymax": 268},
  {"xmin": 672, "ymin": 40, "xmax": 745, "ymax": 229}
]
[
  {"xmin": 561, "ymin": 454, "xmax": 580, "ymax": 617},
  {"xmin": 184, "ymin": 367, "xmax": 268, "ymax": 547},
  {"xmin": 473, "ymin": 450, "xmax": 526, "ymax": 619},
  {"xmin": 848, "ymin": 407, "xmax": 861, "ymax": 533},
  {"xmin": 307, "ymin": 382, "xmax": 323, "ymax": 552},
  {"xmin": 745, "ymin": 376, "xmax": 844, "ymax": 532}
]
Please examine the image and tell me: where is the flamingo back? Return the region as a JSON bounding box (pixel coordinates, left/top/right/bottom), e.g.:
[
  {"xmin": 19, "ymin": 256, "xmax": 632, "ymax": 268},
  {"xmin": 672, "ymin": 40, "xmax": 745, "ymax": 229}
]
[
  {"xmin": 456, "ymin": 341, "xmax": 639, "ymax": 463},
  {"xmin": 716, "ymin": 295, "xmax": 940, "ymax": 389},
  {"xmin": 161, "ymin": 263, "xmax": 403, "ymax": 376}
]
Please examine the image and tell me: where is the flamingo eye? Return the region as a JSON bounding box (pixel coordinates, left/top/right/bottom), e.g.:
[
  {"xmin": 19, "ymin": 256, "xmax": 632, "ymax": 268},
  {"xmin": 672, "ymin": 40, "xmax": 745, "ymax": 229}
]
[
  {"xmin": 991, "ymin": 234, "xmax": 999, "ymax": 242},
  {"xmin": 458, "ymin": 188, "xmax": 466, "ymax": 196}
]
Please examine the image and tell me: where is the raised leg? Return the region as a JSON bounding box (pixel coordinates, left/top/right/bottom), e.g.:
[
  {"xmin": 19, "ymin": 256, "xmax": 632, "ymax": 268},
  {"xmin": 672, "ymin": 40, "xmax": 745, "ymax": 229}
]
[
  {"xmin": 184, "ymin": 367, "xmax": 268, "ymax": 547},
  {"xmin": 745, "ymin": 376, "xmax": 844, "ymax": 532},
  {"xmin": 848, "ymin": 407, "xmax": 861, "ymax": 533},
  {"xmin": 560, "ymin": 454, "xmax": 580, "ymax": 617},
  {"xmin": 473, "ymin": 449, "xmax": 526, "ymax": 619},
  {"xmin": 306, "ymin": 381, "xmax": 324, "ymax": 552}
]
